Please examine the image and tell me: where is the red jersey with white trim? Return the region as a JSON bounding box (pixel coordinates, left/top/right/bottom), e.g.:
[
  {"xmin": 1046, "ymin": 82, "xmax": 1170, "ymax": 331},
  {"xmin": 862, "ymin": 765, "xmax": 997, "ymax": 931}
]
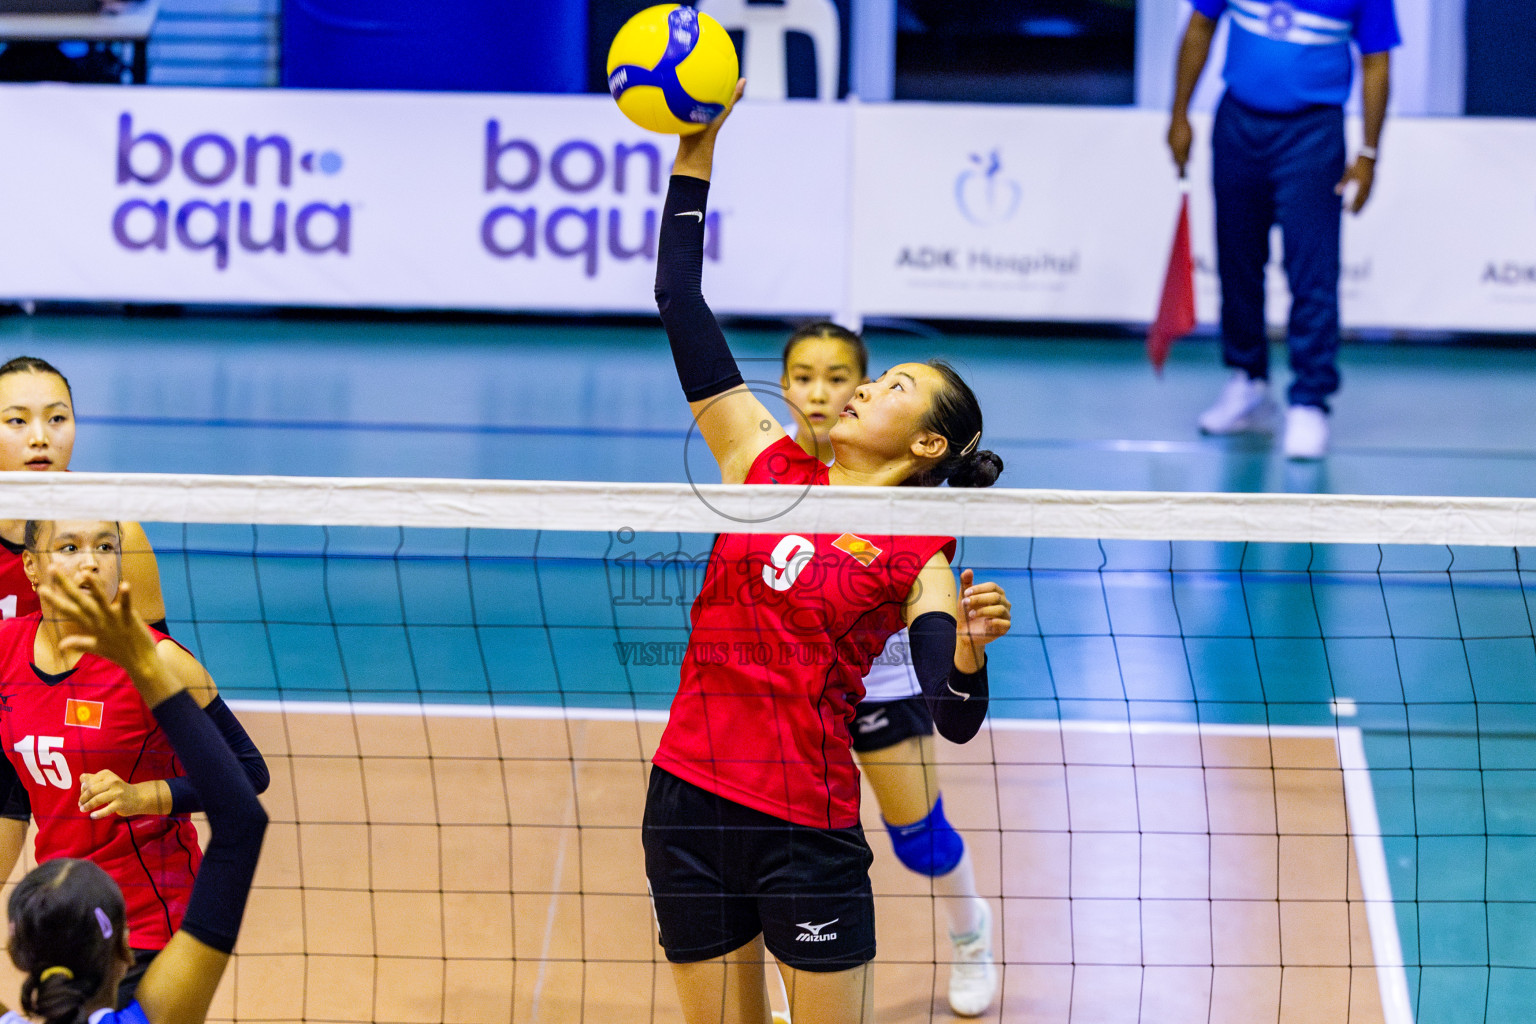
[
  {"xmin": 0, "ymin": 541, "xmax": 39, "ymax": 621},
  {"xmin": 0, "ymin": 614, "xmax": 201, "ymax": 950},
  {"xmin": 653, "ymin": 436, "xmax": 955, "ymax": 829}
]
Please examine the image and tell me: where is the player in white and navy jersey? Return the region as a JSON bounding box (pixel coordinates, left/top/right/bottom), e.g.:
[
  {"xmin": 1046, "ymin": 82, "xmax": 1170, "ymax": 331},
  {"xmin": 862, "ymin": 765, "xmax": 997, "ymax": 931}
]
[{"xmin": 644, "ymin": 84, "xmax": 1009, "ymax": 1024}]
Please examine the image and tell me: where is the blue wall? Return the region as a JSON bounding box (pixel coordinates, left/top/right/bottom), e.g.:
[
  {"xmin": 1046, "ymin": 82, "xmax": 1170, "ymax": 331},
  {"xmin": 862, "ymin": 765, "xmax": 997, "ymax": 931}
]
[
  {"xmin": 282, "ymin": 0, "xmax": 586, "ymax": 92},
  {"xmin": 1465, "ymin": 0, "xmax": 1536, "ymax": 116}
]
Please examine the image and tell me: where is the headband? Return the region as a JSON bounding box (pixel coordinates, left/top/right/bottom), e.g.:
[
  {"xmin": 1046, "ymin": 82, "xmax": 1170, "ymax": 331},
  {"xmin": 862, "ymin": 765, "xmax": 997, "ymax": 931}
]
[
  {"xmin": 960, "ymin": 431, "xmax": 981, "ymax": 457},
  {"xmin": 39, "ymin": 966, "xmax": 74, "ymax": 983}
]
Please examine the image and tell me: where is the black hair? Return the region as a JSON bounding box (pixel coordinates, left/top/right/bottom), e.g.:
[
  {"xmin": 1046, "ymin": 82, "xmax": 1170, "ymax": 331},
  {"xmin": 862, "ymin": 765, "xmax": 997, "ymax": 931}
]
[
  {"xmin": 0, "ymin": 356, "xmax": 72, "ymax": 400},
  {"xmin": 23, "ymin": 521, "xmax": 123, "ymax": 554},
  {"xmin": 780, "ymin": 322, "xmax": 868, "ymax": 379},
  {"xmin": 909, "ymin": 360, "xmax": 1004, "ymax": 488},
  {"xmin": 8, "ymin": 859, "xmax": 127, "ymax": 1024}
]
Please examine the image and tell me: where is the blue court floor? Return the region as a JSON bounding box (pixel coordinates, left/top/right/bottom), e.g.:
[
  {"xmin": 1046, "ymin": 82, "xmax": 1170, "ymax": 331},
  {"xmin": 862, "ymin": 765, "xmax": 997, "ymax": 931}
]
[
  {"xmin": 4, "ymin": 311, "xmax": 1536, "ymax": 1021},
  {"xmin": 2, "ymin": 312, "xmax": 1535, "ymax": 497}
]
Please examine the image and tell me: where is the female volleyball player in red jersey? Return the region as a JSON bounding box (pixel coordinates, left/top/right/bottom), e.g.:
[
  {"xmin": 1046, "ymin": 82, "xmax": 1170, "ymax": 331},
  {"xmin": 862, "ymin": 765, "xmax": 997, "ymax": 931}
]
[
  {"xmin": 0, "ymin": 520, "xmax": 268, "ymax": 1009},
  {"xmin": 1, "ymin": 564, "xmax": 266, "ymax": 1024},
  {"xmin": 780, "ymin": 323, "xmax": 1004, "ymax": 1017},
  {"xmin": 0, "ymin": 357, "xmax": 166, "ymax": 628},
  {"xmin": 644, "ymin": 83, "xmax": 1009, "ymax": 1024}
]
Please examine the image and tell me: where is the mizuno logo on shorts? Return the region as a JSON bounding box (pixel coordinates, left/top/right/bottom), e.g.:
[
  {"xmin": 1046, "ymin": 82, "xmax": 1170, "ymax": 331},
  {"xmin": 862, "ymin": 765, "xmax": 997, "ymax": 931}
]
[
  {"xmin": 857, "ymin": 710, "xmax": 889, "ymax": 733},
  {"xmin": 796, "ymin": 919, "xmax": 839, "ymax": 942}
]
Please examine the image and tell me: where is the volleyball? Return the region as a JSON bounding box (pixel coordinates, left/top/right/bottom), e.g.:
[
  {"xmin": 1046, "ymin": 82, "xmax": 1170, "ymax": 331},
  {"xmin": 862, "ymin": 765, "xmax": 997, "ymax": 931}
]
[{"xmin": 606, "ymin": 5, "xmax": 739, "ymax": 135}]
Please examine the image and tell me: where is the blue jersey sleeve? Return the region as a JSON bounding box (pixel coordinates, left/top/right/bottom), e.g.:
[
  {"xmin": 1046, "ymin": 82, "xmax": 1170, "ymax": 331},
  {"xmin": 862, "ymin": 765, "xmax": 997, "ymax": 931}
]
[
  {"xmin": 99, "ymin": 1003, "xmax": 150, "ymax": 1024},
  {"xmin": 1353, "ymin": 0, "xmax": 1401, "ymax": 53},
  {"xmin": 1191, "ymin": 0, "xmax": 1225, "ymax": 20}
]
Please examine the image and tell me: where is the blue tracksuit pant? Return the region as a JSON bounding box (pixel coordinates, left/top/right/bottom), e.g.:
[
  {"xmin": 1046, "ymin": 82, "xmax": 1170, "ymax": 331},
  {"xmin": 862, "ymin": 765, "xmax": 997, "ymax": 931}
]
[{"xmin": 1212, "ymin": 94, "xmax": 1346, "ymax": 411}]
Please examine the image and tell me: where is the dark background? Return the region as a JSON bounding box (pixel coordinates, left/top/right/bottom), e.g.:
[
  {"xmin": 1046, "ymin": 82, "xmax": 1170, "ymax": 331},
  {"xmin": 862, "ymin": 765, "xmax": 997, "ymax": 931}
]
[
  {"xmin": 1464, "ymin": 0, "xmax": 1536, "ymax": 117},
  {"xmin": 265, "ymin": 0, "xmax": 1535, "ymax": 117}
]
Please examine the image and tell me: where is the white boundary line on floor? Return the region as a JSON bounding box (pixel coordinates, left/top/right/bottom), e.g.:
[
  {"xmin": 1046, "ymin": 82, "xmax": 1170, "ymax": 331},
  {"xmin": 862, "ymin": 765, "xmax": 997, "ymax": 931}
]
[
  {"xmin": 1337, "ymin": 727, "xmax": 1415, "ymax": 1024},
  {"xmin": 226, "ymin": 700, "xmax": 1414, "ymax": 1024}
]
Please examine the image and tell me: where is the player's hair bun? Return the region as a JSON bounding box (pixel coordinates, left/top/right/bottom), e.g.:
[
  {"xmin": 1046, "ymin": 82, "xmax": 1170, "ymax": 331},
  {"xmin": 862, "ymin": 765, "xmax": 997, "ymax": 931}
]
[
  {"xmin": 949, "ymin": 449, "xmax": 1003, "ymax": 489},
  {"xmin": 9, "ymin": 860, "xmax": 125, "ymax": 1024},
  {"xmin": 24, "ymin": 967, "xmax": 93, "ymax": 1024}
]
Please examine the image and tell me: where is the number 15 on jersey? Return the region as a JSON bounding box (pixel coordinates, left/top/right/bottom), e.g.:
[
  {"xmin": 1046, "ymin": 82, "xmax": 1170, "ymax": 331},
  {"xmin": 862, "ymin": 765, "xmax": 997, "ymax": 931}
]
[{"xmin": 13, "ymin": 735, "xmax": 72, "ymax": 788}]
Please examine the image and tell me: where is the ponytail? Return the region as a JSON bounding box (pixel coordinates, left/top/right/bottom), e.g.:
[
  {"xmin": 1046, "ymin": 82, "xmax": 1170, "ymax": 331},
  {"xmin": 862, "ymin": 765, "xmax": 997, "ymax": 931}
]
[
  {"xmin": 20, "ymin": 966, "xmax": 95, "ymax": 1024},
  {"xmin": 910, "ymin": 360, "xmax": 1004, "ymax": 488},
  {"xmin": 8, "ymin": 860, "xmax": 126, "ymax": 1024}
]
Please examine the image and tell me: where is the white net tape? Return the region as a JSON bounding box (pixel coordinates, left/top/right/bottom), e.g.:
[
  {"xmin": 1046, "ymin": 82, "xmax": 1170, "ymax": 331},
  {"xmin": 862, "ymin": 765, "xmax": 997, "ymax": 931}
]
[{"xmin": 1, "ymin": 471, "xmax": 1533, "ymax": 545}]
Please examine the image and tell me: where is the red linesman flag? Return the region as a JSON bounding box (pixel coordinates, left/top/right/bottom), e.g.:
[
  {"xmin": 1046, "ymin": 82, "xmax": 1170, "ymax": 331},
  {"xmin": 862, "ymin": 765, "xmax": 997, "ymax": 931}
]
[{"xmin": 1147, "ymin": 189, "xmax": 1197, "ymax": 373}]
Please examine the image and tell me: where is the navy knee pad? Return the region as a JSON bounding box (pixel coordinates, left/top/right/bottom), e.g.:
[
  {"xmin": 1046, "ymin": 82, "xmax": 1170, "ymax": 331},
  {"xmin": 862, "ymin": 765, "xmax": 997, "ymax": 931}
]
[{"xmin": 884, "ymin": 796, "xmax": 964, "ymax": 877}]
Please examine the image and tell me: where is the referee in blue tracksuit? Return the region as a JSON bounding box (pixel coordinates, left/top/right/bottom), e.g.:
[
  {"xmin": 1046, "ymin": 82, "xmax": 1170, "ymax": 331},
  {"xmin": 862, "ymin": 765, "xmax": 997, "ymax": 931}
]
[{"xmin": 1169, "ymin": 0, "xmax": 1399, "ymax": 460}]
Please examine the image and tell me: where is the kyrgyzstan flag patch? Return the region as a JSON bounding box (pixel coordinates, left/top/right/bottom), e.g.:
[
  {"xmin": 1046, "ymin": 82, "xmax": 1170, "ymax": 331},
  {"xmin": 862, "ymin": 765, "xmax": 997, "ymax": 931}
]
[
  {"xmin": 65, "ymin": 699, "xmax": 104, "ymax": 729},
  {"xmin": 832, "ymin": 533, "xmax": 883, "ymax": 567}
]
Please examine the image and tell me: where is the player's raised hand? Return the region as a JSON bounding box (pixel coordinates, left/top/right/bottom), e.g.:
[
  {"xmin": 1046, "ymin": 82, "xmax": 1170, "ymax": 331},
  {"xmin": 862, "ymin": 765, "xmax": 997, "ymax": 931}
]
[
  {"xmin": 41, "ymin": 570, "xmax": 155, "ymax": 666},
  {"xmin": 80, "ymin": 769, "xmax": 164, "ymax": 819},
  {"xmin": 957, "ymin": 569, "xmax": 1012, "ymax": 649},
  {"xmin": 39, "ymin": 570, "xmax": 181, "ymax": 709},
  {"xmin": 673, "ymin": 77, "xmax": 746, "ymax": 181}
]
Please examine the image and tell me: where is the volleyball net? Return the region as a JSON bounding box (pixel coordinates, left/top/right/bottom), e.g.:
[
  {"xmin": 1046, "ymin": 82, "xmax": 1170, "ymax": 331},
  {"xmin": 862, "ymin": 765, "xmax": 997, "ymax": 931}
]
[{"xmin": 4, "ymin": 472, "xmax": 1535, "ymax": 1024}]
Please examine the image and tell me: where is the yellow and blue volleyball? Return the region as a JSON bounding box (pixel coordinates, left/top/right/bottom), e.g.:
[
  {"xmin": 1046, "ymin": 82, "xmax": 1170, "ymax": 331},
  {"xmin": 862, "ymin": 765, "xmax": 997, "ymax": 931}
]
[{"xmin": 607, "ymin": 5, "xmax": 739, "ymax": 135}]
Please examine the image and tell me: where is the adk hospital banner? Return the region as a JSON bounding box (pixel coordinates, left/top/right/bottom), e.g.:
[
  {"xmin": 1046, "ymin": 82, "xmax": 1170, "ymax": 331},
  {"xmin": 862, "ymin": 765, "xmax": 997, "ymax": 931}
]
[{"xmin": 1, "ymin": 84, "xmax": 1533, "ymax": 332}]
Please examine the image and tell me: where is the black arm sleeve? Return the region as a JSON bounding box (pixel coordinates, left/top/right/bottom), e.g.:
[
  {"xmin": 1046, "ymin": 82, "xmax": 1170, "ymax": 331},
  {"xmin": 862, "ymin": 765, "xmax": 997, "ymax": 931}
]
[
  {"xmin": 908, "ymin": 611, "xmax": 991, "ymax": 744},
  {"xmin": 654, "ymin": 174, "xmax": 745, "ymax": 403},
  {"xmin": 151, "ymin": 690, "xmax": 268, "ymax": 955},
  {"xmin": 0, "ymin": 754, "xmax": 30, "ymax": 821},
  {"xmin": 166, "ymin": 696, "xmax": 271, "ymax": 814}
]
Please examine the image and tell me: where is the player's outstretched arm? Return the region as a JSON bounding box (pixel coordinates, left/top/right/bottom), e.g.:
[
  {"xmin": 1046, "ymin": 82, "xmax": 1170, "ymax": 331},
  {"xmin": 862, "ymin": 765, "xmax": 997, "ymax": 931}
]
[
  {"xmin": 654, "ymin": 80, "xmax": 786, "ymax": 484},
  {"xmin": 157, "ymin": 644, "xmax": 271, "ymax": 810},
  {"xmin": 38, "ymin": 571, "xmax": 267, "ymax": 1024},
  {"xmin": 903, "ymin": 553, "xmax": 990, "ymax": 743}
]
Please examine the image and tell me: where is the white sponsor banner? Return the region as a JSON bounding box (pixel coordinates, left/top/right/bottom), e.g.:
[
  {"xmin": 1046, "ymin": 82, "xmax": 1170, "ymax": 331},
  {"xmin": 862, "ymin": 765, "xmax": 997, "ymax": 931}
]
[
  {"xmin": 850, "ymin": 104, "xmax": 1172, "ymax": 322},
  {"xmin": 0, "ymin": 85, "xmax": 1533, "ymax": 333},
  {"xmin": 850, "ymin": 103, "xmax": 1536, "ymax": 333},
  {"xmin": 0, "ymin": 84, "xmax": 849, "ymax": 314},
  {"xmin": 1176, "ymin": 113, "xmax": 1536, "ymax": 332},
  {"xmin": 1325, "ymin": 116, "xmax": 1536, "ymax": 332}
]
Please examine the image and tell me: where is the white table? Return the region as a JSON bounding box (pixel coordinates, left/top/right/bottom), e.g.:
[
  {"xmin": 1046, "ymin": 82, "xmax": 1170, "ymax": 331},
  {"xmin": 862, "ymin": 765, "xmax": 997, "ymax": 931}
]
[{"xmin": 0, "ymin": 0, "xmax": 160, "ymax": 82}]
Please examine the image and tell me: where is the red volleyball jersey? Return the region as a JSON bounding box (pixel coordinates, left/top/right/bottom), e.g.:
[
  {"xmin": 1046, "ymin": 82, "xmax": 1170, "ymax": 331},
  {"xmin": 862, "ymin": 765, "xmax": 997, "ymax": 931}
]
[
  {"xmin": 653, "ymin": 436, "xmax": 955, "ymax": 829},
  {"xmin": 0, "ymin": 541, "xmax": 40, "ymax": 621},
  {"xmin": 0, "ymin": 614, "xmax": 201, "ymax": 950}
]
